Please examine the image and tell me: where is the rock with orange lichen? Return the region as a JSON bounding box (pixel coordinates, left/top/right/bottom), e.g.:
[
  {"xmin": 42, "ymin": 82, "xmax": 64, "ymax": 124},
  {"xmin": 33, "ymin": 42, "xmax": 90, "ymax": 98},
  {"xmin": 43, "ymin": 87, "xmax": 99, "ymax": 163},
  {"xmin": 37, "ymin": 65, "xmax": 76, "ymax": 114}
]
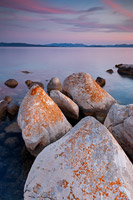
[
  {"xmin": 24, "ymin": 116, "xmax": 133, "ymax": 200},
  {"xmin": 17, "ymin": 85, "xmax": 72, "ymax": 156},
  {"xmin": 50, "ymin": 90, "xmax": 79, "ymax": 119},
  {"xmin": 104, "ymin": 103, "xmax": 133, "ymax": 162},
  {"xmin": 62, "ymin": 72, "xmax": 116, "ymax": 122}
]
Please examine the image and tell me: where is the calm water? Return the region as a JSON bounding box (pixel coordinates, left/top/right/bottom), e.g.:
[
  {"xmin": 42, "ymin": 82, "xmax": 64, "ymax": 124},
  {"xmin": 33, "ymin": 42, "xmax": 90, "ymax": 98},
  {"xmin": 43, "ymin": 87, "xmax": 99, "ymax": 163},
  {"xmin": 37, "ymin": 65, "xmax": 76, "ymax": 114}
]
[{"xmin": 0, "ymin": 47, "xmax": 133, "ymax": 199}]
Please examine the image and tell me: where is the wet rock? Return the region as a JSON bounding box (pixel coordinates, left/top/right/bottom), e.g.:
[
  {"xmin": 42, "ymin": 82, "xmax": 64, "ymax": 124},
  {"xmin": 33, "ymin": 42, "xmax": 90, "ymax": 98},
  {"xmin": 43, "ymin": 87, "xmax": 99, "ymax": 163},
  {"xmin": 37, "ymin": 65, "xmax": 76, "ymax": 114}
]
[
  {"xmin": 47, "ymin": 77, "xmax": 62, "ymax": 93},
  {"xmin": 4, "ymin": 96, "xmax": 12, "ymax": 104},
  {"xmin": 4, "ymin": 137, "xmax": 20, "ymax": 148},
  {"xmin": 117, "ymin": 64, "xmax": 133, "ymax": 76},
  {"xmin": 25, "ymin": 80, "xmax": 44, "ymax": 89},
  {"xmin": 106, "ymin": 69, "xmax": 114, "ymax": 74},
  {"xmin": 95, "ymin": 77, "xmax": 106, "ymax": 87},
  {"xmin": 50, "ymin": 90, "xmax": 79, "ymax": 119},
  {"xmin": 115, "ymin": 63, "xmax": 123, "ymax": 68},
  {"xmin": 17, "ymin": 85, "xmax": 72, "ymax": 156},
  {"xmin": 63, "ymin": 72, "xmax": 116, "ymax": 122},
  {"xmin": 24, "ymin": 116, "xmax": 133, "ymax": 200},
  {"xmin": 5, "ymin": 122, "xmax": 21, "ymax": 133},
  {"xmin": 21, "ymin": 71, "xmax": 31, "ymax": 74},
  {"xmin": 4, "ymin": 79, "xmax": 18, "ymax": 88},
  {"xmin": 7, "ymin": 103, "xmax": 19, "ymax": 117},
  {"xmin": 0, "ymin": 100, "xmax": 8, "ymax": 121},
  {"xmin": 104, "ymin": 103, "xmax": 133, "ymax": 162}
]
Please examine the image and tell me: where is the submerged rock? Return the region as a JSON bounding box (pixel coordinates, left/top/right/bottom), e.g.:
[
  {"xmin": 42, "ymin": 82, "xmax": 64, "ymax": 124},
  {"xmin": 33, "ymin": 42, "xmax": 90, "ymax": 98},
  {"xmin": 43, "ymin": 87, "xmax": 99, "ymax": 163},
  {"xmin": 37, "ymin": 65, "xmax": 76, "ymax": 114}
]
[
  {"xmin": 4, "ymin": 96, "xmax": 12, "ymax": 104},
  {"xmin": 17, "ymin": 85, "xmax": 72, "ymax": 156},
  {"xmin": 5, "ymin": 122, "xmax": 21, "ymax": 133},
  {"xmin": 63, "ymin": 72, "xmax": 116, "ymax": 121},
  {"xmin": 96, "ymin": 77, "xmax": 106, "ymax": 87},
  {"xmin": 24, "ymin": 116, "xmax": 133, "ymax": 200},
  {"xmin": 106, "ymin": 69, "xmax": 114, "ymax": 74},
  {"xmin": 117, "ymin": 64, "xmax": 133, "ymax": 76},
  {"xmin": 4, "ymin": 79, "xmax": 18, "ymax": 88},
  {"xmin": 7, "ymin": 103, "xmax": 19, "ymax": 117},
  {"xmin": 0, "ymin": 100, "xmax": 8, "ymax": 121},
  {"xmin": 21, "ymin": 71, "xmax": 31, "ymax": 74},
  {"xmin": 47, "ymin": 77, "xmax": 62, "ymax": 93},
  {"xmin": 50, "ymin": 90, "xmax": 79, "ymax": 119},
  {"xmin": 104, "ymin": 103, "xmax": 133, "ymax": 162}
]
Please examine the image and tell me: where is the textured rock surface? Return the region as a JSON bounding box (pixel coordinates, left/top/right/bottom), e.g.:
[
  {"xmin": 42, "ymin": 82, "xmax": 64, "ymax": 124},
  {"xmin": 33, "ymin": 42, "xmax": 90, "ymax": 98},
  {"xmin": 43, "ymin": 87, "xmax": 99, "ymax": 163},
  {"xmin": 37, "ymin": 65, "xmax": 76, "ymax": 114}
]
[
  {"xmin": 50, "ymin": 90, "xmax": 79, "ymax": 119},
  {"xmin": 104, "ymin": 103, "xmax": 133, "ymax": 162},
  {"xmin": 63, "ymin": 73, "xmax": 116, "ymax": 121},
  {"xmin": 24, "ymin": 116, "xmax": 133, "ymax": 200},
  {"xmin": 47, "ymin": 77, "xmax": 62, "ymax": 93},
  {"xmin": 4, "ymin": 79, "xmax": 18, "ymax": 88},
  {"xmin": 17, "ymin": 85, "xmax": 72, "ymax": 156}
]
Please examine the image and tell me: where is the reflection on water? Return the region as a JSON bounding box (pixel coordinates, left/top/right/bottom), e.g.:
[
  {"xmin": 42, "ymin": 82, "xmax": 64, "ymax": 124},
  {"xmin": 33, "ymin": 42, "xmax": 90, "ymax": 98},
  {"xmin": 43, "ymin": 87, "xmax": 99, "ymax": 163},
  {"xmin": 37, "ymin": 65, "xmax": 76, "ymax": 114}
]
[{"xmin": 0, "ymin": 47, "xmax": 133, "ymax": 199}]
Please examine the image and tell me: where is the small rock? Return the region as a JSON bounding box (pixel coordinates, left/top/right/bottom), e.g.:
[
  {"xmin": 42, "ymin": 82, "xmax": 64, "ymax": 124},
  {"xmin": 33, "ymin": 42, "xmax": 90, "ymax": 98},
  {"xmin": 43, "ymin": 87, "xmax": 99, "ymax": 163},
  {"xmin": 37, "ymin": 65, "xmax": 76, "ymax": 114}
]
[
  {"xmin": 50, "ymin": 90, "xmax": 79, "ymax": 119},
  {"xmin": 7, "ymin": 103, "xmax": 19, "ymax": 117},
  {"xmin": 47, "ymin": 77, "xmax": 62, "ymax": 93},
  {"xmin": 25, "ymin": 80, "xmax": 44, "ymax": 89},
  {"xmin": 4, "ymin": 79, "xmax": 18, "ymax": 88},
  {"xmin": 4, "ymin": 137, "xmax": 20, "ymax": 148},
  {"xmin": 95, "ymin": 77, "xmax": 106, "ymax": 87},
  {"xmin": 0, "ymin": 100, "xmax": 8, "ymax": 121},
  {"xmin": 106, "ymin": 69, "xmax": 114, "ymax": 74},
  {"xmin": 5, "ymin": 122, "xmax": 21, "ymax": 133},
  {"xmin": 115, "ymin": 63, "xmax": 123, "ymax": 68},
  {"xmin": 4, "ymin": 96, "xmax": 12, "ymax": 104},
  {"xmin": 21, "ymin": 71, "xmax": 31, "ymax": 74}
]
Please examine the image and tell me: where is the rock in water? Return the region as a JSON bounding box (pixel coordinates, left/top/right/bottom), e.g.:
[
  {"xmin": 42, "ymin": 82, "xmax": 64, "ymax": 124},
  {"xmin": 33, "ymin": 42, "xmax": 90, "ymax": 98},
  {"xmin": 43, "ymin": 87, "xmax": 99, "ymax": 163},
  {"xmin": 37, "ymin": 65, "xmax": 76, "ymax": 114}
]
[
  {"xmin": 106, "ymin": 69, "xmax": 114, "ymax": 74},
  {"xmin": 63, "ymin": 72, "xmax": 116, "ymax": 121},
  {"xmin": 50, "ymin": 90, "xmax": 79, "ymax": 119},
  {"xmin": 4, "ymin": 79, "xmax": 18, "ymax": 88},
  {"xmin": 96, "ymin": 77, "xmax": 106, "ymax": 87},
  {"xmin": 24, "ymin": 116, "xmax": 133, "ymax": 200},
  {"xmin": 47, "ymin": 77, "xmax": 62, "ymax": 93},
  {"xmin": 17, "ymin": 85, "xmax": 72, "ymax": 156},
  {"xmin": 117, "ymin": 64, "xmax": 133, "ymax": 76},
  {"xmin": 104, "ymin": 103, "xmax": 133, "ymax": 162},
  {"xmin": 0, "ymin": 100, "xmax": 8, "ymax": 121}
]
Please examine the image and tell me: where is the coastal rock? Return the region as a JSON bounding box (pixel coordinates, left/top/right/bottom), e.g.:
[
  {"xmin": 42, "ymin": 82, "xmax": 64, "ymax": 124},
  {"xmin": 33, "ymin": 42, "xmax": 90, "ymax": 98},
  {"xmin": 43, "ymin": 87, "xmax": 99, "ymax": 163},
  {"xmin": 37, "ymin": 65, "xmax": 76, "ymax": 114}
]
[
  {"xmin": 21, "ymin": 71, "xmax": 31, "ymax": 74},
  {"xmin": 7, "ymin": 103, "xmax": 19, "ymax": 117},
  {"xmin": 50, "ymin": 90, "xmax": 79, "ymax": 119},
  {"xmin": 0, "ymin": 100, "xmax": 8, "ymax": 121},
  {"xmin": 96, "ymin": 77, "xmax": 106, "ymax": 87},
  {"xmin": 4, "ymin": 79, "xmax": 18, "ymax": 88},
  {"xmin": 117, "ymin": 64, "xmax": 133, "ymax": 76},
  {"xmin": 115, "ymin": 63, "xmax": 123, "ymax": 68},
  {"xmin": 24, "ymin": 116, "xmax": 133, "ymax": 200},
  {"xmin": 106, "ymin": 69, "xmax": 114, "ymax": 74},
  {"xmin": 47, "ymin": 77, "xmax": 62, "ymax": 93},
  {"xmin": 63, "ymin": 72, "xmax": 116, "ymax": 121},
  {"xmin": 4, "ymin": 96, "xmax": 12, "ymax": 104},
  {"xmin": 17, "ymin": 85, "xmax": 72, "ymax": 156},
  {"xmin": 25, "ymin": 80, "xmax": 44, "ymax": 89},
  {"xmin": 104, "ymin": 103, "xmax": 133, "ymax": 162}
]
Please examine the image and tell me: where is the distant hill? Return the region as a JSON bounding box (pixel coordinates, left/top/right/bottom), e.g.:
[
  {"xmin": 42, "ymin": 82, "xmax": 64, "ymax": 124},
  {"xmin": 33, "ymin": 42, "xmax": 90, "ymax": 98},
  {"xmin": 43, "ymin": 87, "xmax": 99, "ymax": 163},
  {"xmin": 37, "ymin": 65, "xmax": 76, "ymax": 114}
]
[{"xmin": 0, "ymin": 42, "xmax": 133, "ymax": 48}]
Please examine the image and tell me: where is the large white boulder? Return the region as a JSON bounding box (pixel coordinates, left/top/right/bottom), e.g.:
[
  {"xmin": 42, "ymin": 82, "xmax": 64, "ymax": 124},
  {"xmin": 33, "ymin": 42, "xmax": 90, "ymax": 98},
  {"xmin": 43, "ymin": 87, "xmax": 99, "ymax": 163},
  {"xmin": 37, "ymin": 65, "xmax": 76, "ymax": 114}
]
[
  {"xmin": 50, "ymin": 90, "xmax": 79, "ymax": 119},
  {"xmin": 17, "ymin": 85, "xmax": 72, "ymax": 156},
  {"xmin": 24, "ymin": 116, "xmax": 133, "ymax": 200},
  {"xmin": 104, "ymin": 103, "xmax": 133, "ymax": 162},
  {"xmin": 63, "ymin": 72, "xmax": 116, "ymax": 121}
]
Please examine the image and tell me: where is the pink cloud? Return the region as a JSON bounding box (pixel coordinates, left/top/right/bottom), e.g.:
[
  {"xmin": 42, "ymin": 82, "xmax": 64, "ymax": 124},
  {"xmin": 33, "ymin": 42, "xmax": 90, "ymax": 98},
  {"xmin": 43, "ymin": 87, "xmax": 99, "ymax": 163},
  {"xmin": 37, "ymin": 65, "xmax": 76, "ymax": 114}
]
[{"xmin": 104, "ymin": 0, "xmax": 133, "ymax": 19}]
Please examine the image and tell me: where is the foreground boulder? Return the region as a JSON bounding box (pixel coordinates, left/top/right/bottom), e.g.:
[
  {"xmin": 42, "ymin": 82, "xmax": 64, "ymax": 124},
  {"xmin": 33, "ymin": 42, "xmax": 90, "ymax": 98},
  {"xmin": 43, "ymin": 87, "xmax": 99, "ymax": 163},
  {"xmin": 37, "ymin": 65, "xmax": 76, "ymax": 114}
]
[
  {"xmin": 17, "ymin": 85, "xmax": 72, "ymax": 156},
  {"xmin": 63, "ymin": 73, "xmax": 116, "ymax": 121},
  {"xmin": 47, "ymin": 77, "xmax": 62, "ymax": 93},
  {"xmin": 4, "ymin": 79, "xmax": 18, "ymax": 88},
  {"xmin": 24, "ymin": 116, "xmax": 133, "ymax": 200},
  {"xmin": 104, "ymin": 103, "xmax": 133, "ymax": 162},
  {"xmin": 50, "ymin": 90, "xmax": 79, "ymax": 119},
  {"xmin": 117, "ymin": 64, "xmax": 133, "ymax": 77},
  {"xmin": 96, "ymin": 77, "xmax": 106, "ymax": 87}
]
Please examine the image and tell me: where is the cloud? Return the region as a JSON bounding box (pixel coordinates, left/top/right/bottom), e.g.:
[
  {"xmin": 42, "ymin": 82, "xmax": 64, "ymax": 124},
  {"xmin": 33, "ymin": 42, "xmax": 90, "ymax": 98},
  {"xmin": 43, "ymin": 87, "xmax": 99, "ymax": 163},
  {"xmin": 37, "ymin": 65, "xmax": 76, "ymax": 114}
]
[
  {"xmin": 0, "ymin": 0, "xmax": 103, "ymax": 15},
  {"xmin": 104, "ymin": 0, "xmax": 133, "ymax": 19}
]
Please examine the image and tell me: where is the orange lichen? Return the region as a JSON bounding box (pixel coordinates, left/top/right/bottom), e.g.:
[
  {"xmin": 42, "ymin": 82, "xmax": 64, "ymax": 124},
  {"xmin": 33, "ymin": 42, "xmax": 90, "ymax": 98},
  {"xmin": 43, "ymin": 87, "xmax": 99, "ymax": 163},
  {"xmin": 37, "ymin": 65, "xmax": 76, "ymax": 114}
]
[
  {"xmin": 57, "ymin": 179, "xmax": 69, "ymax": 189},
  {"xmin": 31, "ymin": 86, "xmax": 39, "ymax": 95}
]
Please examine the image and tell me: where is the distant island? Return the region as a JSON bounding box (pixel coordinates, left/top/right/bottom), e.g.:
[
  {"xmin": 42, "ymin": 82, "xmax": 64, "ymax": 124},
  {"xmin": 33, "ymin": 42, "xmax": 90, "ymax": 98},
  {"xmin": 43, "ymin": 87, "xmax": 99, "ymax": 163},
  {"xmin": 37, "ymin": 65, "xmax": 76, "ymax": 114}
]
[{"xmin": 0, "ymin": 42, "xmax": 133, "ymax": 48}]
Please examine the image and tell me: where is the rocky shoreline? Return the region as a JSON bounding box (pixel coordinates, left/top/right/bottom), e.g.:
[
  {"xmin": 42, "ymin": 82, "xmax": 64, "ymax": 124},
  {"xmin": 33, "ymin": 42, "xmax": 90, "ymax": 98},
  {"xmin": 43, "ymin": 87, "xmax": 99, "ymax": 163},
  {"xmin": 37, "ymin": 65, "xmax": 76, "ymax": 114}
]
[{"xmin": 0, "ymin": 67, "xmax": 133, "ymax": 199}]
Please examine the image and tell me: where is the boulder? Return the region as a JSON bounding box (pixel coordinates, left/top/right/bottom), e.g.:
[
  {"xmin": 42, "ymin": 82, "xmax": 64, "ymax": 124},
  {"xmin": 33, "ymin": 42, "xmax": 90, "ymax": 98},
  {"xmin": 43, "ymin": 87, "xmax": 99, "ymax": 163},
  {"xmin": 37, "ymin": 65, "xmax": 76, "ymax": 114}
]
[
  {"xmin": 0, "ymin": 100, "xmax": 8, "ymax": 121},
  {"xmin": 4, "ymin": 79, "xmax": 18, "ymax": 88},
  {"xmin": 95, "ymin": 77, "xmax": 106, "ymax": 87},
  {"xmin": 47, "ymin": 77, "xmax": 62, "ymax": 93},
  {"xmin": 106, "ymin": 69, "xmax": 114, "ymax": 74},
  {"xmin": 63, "ymin": 72, "xmax": 116, "ymax": 121},
  {"xmin": 17, "ymin": 85, "xmax": 72, "ymax": 156},
  {"xmin": 117, "ymin": 64, "xmax": 133, "ymax": 76},
  {"xmin": 25, "ymin": 80, "xmax": 44, "ymax": 89},
  {"xmin": 24, "ymin": 116, "xmax": 133, "ymax": 200},
  {"xmin": 50, "ymin": 90, "xmax": 79, "ymax": 119},
  {"xmin": 104, "ymin": 103, "xmax": 133, "ymax": 162}
]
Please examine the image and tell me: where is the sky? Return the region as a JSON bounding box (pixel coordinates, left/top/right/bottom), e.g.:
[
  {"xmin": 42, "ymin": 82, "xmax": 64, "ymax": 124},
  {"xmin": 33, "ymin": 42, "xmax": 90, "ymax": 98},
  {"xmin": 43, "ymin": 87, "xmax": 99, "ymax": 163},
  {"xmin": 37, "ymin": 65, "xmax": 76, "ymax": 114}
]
[{"xmin": 0, "ymin": 0, "xmax": 133, "ymax": 45}]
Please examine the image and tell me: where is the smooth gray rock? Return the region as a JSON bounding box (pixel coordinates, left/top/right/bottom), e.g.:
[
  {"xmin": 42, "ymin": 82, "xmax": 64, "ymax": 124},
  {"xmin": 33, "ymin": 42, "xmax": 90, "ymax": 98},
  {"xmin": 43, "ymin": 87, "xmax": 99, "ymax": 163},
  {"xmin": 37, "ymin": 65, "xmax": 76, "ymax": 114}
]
[
  {"xmin": 104, "ymin": 103, "xmax": 133, "ymax": 162},
  {"xmin": 24, "ymin": 116, "xmax": 133, "ymax": 200},
  {"xmin": 47, "ymin": 77, "xmax": 62, "ymax": 93}
]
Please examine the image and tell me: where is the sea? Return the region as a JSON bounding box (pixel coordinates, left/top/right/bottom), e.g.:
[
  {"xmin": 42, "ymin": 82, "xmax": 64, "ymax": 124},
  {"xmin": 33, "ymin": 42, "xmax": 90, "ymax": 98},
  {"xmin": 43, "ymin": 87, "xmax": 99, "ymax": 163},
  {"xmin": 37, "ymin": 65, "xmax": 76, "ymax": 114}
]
[{"xmin": 0, "ymin": 47, "xmax": 133, "ymax": 199}]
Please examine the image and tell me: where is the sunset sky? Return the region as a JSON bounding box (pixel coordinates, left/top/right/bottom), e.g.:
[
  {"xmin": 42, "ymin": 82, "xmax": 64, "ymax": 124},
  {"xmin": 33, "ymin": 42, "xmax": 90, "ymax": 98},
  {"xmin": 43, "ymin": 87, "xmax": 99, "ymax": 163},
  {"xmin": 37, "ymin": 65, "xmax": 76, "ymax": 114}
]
[{"xmin": 0, "ymin": 0, "xmax": 133, "ymax": 44}]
